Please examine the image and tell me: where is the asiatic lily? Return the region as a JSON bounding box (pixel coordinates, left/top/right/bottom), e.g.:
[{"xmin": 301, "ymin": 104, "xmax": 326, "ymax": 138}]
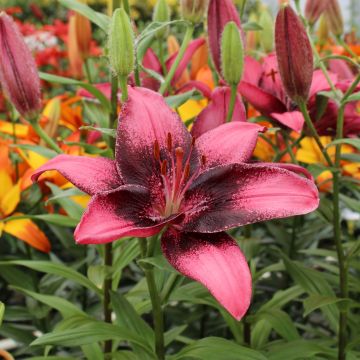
[
  {"xmin": 238, "ymin": 54, "xmax": 338, "ymax": 133},
  {"xmin": 0, "ymin": 153, "xmax": 50, "ymax": 253},
  {"xmin": 33, "ymin": 86, "xmax": 319, "ymax": 319}
]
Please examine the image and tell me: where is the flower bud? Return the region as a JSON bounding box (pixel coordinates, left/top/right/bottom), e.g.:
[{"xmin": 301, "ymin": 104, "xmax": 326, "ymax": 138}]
[
  {"xmin": 324, "ymin": 0, "xmax": 343, "ymax": 37},
  {"xmin": 180, "ymin": 0, "xmax": 209, "ymax": 24},
  {"xmin": 317, "ymin": 14, "xmax": 329, "ymax": 44},
  {"xmin": 208, "ymin": 0, "xmax": 243, "ymax": 75},
  {"xmin": 108, "ymin": 8, "xmax": 134, "ymax": 78},
  {"xmin": 221, "ymin": 22, "xmax": 244, "ymax": 86},
  {"xmin": 305, "ymin": 0, "xmax": 327, "ymax": 25},
  {"xmin": 75, "ymin": 13, "xmax": 92, "ymax": 59},
  {"xmin": 275, "ymin": 5, "xmax": 313, "ymax": 103},
  {"xmin": 0, "ymin": 12, "xmax": 41, "ymax": 118},
  {"xmin": 153, "ymin": 0, "xmax": 170, "ymax": 39},
  {"xmin": 67, "ymin": 13, "xmax": 84, "ymax": 79},
  {"xmin": 258, "ymin": 7, "xmax": 274, "ymax": 53}
]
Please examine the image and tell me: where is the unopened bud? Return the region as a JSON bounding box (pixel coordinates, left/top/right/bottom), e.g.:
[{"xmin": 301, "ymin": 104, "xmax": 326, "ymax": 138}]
[
  {"xmin": 0, "ymin": 12, "xmax": 41, "ymax": 118},
  {"xmin": 153, "ymin": 0, "xmax": 170, "ymax": 39},
  {"xmin": 275, "ymin": 5, "xmax": 313, "ymax": 103},
  {"xmin": 108, "ymin": 8, "xmax": 134, "ymax": 78},
  {"xmin": 258, "ymin": 7, "xmax": 274, "ymax": 53},
  {"xmin": 324, "ymin": 0, "xmax": 343, "ymax": 37},
  {"xmin": 221, "ymin": 22, "xmax": 244, "ymax": 86},
  {"xmin": 305, "ymin": 0, "xmax": 327, "ymax": 26},
  {"xmin": 180, "ymin": 0, "xmax": 209, "ymax": 24},
  {"xmin": 208, "ymin": 0, "xmax": 243, "ymax": 75},
  {"xmin": 317, "ymin": 14, "xmax": 329, "ymax": 45}
]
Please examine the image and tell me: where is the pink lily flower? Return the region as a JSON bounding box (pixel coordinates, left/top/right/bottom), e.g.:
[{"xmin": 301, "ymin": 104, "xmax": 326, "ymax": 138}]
[
  {"xmin": 191, "ymin": 86, "xmax": 246, "ymax": 137},
  {"xmin": 238, "ymin": 54, "xmax": 338, "ymax": 133},
  {"xmin": 32, "ymin": 86, "xmax": 319, "ymax": 320},
  {"xmin": 314, "ymin": 79, "xmax": 360, "ymax": 137}
]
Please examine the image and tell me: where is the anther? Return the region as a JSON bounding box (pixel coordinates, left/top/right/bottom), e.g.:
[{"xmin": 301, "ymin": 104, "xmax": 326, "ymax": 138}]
[
  {"xmin": 184, "ymin": 163, "xmax": 190, "ymax": 180},
  {"xmin": 161, "ymin": 160, "xmax": 168, "ymax": 176},
  {"xmin": 167, "ymin": 132, "xmax": 172, "ymax": 152},
  {"xmin": 201, "ymin": 155, "xmax": 207, "ymax": 166},
  {"xmin": 153, "ymin": 140, "xmax": 160, "ymax": 161}
]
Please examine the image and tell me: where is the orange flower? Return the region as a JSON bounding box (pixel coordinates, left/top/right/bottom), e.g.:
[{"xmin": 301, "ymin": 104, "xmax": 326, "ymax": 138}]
[{"xmin": 0, "ymin": 168, "xmax": 50, "ymax": 253}]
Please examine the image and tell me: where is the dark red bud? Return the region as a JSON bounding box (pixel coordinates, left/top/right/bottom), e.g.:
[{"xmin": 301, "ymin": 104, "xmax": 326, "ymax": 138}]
[
  {"xmin": 0, "ymin": 12, "xmax": 41, "ymax": 117},
  {"xmin": 208, "ymin": 0, "xmax": 244, "ymax": 75},
  {"xmin": 305, "ymin": 0, "xmax": 327, "ymax": 25},
  {"xmin": 275, "ymin": 6, "xmax": 313, "ymax": 103}
]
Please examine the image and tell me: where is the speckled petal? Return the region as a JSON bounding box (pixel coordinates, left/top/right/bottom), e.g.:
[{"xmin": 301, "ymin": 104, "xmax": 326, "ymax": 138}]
[
  {"xmin": 161, "ymin": 228, "xmax": 251, "ymax": 320},
  {"xmin": 116, "ymin": 87, "xmax": 199, "ymax": 187},
  {"xmin": 191, "ymin": 87, "xmax": 246, "ymax": 138},
  {"xmin": 75, "ymin": 184, "xmax": 171, "ymax": 244},
  {"xmin": 271, "ymin": 111, "xmax": 305, "ymax": 133},
  {"xmin": 242, "ymin": 56, "xmax": 263, "ymax": 86},
  {"xmin": 238, "ymin": 81, "xmax": 287, "ymax": 117},
  {"xmin": 166, "ymin": 38, "xmax": 206, "ymax": 86},
  {"xmin": 31, "ymin": 155, "xmax": 122, "ymax": 195},
  {"xmin": 196, "ymin": 122, "xmax": 266, "ymax": 168},
  {"xmin": 182, "ymin": 163, "xmax": 319, "ymax": 233},
  {"xmin": 309, "ymin": 70, "xmax": 338, "ymax": 98}
]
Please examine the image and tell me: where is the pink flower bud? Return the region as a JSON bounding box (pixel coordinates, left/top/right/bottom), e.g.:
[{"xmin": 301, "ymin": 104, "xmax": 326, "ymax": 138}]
[
  {"xmin": 0, "ymin": 12, "xmax": 41, "ymax": 117},
  {"xmin": 305, "ymin": 0, "xmax": 327, "ymax": 25},
  {"xmin": 208, "ymin": 0, "xmax": 243, "ymax": 75},
  {"xmin": 275, "ymin": 6, "xmax": 313, "ymax": 103},
  {"xmin": 324, "ymin": 0, "xmax": 343, "ymax": 36}
]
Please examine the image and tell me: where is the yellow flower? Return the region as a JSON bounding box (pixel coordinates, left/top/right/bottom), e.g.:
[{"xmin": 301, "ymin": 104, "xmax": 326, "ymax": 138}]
[{"xmin": 0, "ymin": 169, "xmax": 50, "ymax": 253}]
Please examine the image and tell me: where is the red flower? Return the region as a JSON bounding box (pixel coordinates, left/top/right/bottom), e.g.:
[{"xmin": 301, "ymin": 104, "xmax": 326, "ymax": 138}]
[{"xmin": 33, "ymin": 87, "xmax": 319, "ymax": 320}]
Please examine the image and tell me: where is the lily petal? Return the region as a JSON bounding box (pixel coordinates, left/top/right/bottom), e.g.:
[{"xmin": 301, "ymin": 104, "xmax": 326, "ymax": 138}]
[
  {"xmin": 31, "ymin": 154, "xmax": 121, "ymax": 195},
  {"xmin": 161, "ymin": 228, "xmax": 252, "ymax": 320},
  {"xmin": 242, "ymin": 56, "xmax": 263, "ymax": 86},
  {"xmin": 238, "ymin": 81, "xmax": 287, "ymax": 116},
  {"xmin": 309, "ymin": 70, "xmax": 338, "ymax": 98},
  {"xmin": 166, "ymin": 38, "xmax": 206, "ymax": 86},
  {"xmin": 116, "ymin": 87, "xmax": 198, "ymax": 187},
  {"xmin": 192, "ymin": 87, "xmax": 246, "ymax": 138},
  {"xmin": 1, "ymin": 183, "xmax": 20, "ymax": 217},
  {"xmin": 4, "ymin": 215, "xmax": 51, "ymax": 253},
  {"xmin": 196, "ymin": 122, "xmax": 266, "ymax": 168},
  {"xmin": 75, "ymin": 184, "xmax": 172, "ymax": 244},
  {"xmin": 271, "ymin": 110, "xmax": 305, "ymax": 133},
  {"xmin": 183, "ymin": 163, "xmax": 319, "ymax": 233}
]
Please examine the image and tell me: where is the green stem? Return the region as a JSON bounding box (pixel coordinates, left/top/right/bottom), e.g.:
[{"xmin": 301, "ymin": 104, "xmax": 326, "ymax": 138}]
[
  {"xmin": 333, "ymin": 104, "xmax": 347, "ymax": 360},
  {"xmin": 297, "ymin": 100, "xmax": 333, "ymax": 167},
  {"xmin": 122, "ymin": 0, "xmax": 130, "ymax": 14},
  {"xmin": 119, "ymin": 76, "xmax": 128, "ymax": 102},
  {"xmin": 239, "ymin": 0, "xmax": 247, "ymax": 19},
  {"xmin": 109, "ymin": 74, "xmax": 119, "ymax": 130},
  {"xmin": 226, "ymin": 84, "xmax": 238, "ymax": 122},
  {"xmin": 84, "ymin": 58, "xmax": 93, "ymax": 83},
  {"xmin": 138, "ymin": 238, "xmax": 165, "ymax": 360},
  {"xmin": 283, "ymin": 133, "xmax": 298, "ymax": 164},
  {"xmin": 134, "ymin": 54, "xmax": 141, "ymax": 86},
  {"xmin": 30, "ymin": 119, "xmax": 62, "ymax": 154},
  {"xmin": 103, "ymin": 243, "xmax": 113, "ymax": 355},
  {"xmin": 158, "ymin": 38, "xmax": 167, "ymax": 76},
  {"xmin": 159, "ymin": 24, "xmax": 194, "ymax": 95},
  {"xmin": 273, "ymin": 135, "xmax": 304, "ymax": 162}
]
